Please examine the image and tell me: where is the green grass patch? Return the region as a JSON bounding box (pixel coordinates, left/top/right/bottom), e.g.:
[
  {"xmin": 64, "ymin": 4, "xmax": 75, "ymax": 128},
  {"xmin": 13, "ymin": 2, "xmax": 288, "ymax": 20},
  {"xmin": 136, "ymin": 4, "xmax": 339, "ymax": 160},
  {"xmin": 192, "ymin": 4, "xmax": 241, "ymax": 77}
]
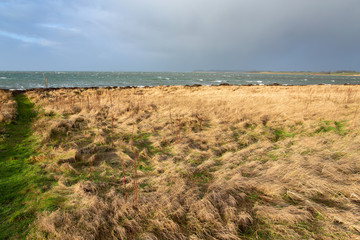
[
  {"xmin": 191, "ymin": 171, "xmax": 213, "ymax": 185},
  {"xmin": 246, "ymin": 193, "xmax": 260, "ymax": 202},
  {"xmin": 240, "ymin": 217, "xmax": 284, "ymax": 240},
  {"xmin": 121, "ymin": 131, "xmax": 171, "ymax": 173},
  {"xmin": 272, "ymin": 128, "xmax": 295, "ymax": 142},
  {"xmin": 123, "ymin": 132, "xmax": 162, "ymax": 154},
  {"xmin": 315, "ymin": 121, "xmax": 348, "ymax": 135},
  {"xmin": 0, "ymin": 94, "xmax": 57, "ymax": 239}
]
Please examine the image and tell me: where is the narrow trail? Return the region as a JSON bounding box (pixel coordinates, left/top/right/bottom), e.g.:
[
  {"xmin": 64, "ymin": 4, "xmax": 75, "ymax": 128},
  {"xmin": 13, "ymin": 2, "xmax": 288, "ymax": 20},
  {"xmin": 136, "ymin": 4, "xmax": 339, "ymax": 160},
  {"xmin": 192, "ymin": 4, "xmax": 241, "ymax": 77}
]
[{"xmin": 0, "ymin": 93, "xmax": 50, "ymax": 239}]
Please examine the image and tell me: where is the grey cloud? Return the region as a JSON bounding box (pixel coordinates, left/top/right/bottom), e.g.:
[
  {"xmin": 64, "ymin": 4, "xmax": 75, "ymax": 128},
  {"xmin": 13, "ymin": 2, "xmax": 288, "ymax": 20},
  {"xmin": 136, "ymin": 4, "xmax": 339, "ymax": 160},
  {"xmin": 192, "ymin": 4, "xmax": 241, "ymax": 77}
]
[
  {"xmin": 79, "ymin": 0, "xmax": 360, "ymax": 69},
  {"xmin": 0, "ymin": 0, "xmax": 359, "ymax": 71}
]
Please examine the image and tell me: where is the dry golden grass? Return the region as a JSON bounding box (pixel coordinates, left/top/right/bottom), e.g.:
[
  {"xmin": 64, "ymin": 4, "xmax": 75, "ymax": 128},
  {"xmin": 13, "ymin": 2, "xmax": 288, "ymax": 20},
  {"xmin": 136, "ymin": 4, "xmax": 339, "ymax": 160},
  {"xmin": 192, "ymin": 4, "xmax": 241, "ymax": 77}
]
[
  {"xmin": 26, "ymin": 85, "xmax": 360, "ymax": 239},
  {"xmin": 0, "ymin": 90, "xmax": 16, "ymax": 123}
]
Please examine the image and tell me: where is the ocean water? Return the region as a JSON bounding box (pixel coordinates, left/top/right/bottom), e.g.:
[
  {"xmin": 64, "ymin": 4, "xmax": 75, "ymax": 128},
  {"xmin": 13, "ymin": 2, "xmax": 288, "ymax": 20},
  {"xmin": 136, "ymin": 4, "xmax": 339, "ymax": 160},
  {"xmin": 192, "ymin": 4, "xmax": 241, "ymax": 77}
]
[{"xmin": 0, "ymin": 71, "xmax": 360, "ymax": 90}]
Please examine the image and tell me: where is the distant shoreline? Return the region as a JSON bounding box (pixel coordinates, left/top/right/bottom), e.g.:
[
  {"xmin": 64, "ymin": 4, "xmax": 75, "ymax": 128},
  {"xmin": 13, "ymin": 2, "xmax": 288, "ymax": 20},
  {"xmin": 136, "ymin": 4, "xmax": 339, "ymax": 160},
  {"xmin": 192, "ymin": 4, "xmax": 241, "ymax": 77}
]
[
  {"xmin": 2, "ymin": 71, "xmax": 360, "ymax": 90},
  {"xmin": 3, "ymin": 82, "xmax": 360, "ymax": 93},
  {"xmin": 245, "ymin": 71, "xmax": 360, "ymax": 77}
]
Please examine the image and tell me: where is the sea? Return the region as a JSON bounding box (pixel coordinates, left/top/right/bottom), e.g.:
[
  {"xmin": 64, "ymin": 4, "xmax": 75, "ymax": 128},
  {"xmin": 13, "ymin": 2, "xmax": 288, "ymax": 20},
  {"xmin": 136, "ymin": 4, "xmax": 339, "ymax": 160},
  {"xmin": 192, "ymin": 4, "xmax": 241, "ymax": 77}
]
[{"xmin": 1, "ymin": 71, "xmax": 360, "ymax": 90}]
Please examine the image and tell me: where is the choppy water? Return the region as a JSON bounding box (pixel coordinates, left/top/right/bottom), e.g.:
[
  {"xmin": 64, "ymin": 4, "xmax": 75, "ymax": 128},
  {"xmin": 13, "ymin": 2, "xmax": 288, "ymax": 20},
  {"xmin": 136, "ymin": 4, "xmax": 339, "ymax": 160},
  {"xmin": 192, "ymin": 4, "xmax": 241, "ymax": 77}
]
[{"xmin": 0, "ymin": 71, "xmax": 360, "ymax": 90}]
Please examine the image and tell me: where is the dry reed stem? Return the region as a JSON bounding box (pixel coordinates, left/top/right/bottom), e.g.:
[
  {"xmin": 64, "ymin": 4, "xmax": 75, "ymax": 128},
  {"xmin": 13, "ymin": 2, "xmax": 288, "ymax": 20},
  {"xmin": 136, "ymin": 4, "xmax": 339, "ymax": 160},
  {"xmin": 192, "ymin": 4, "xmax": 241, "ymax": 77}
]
[
  {"xmin": 133, "ymin": 150, "xmax": 139, "ymax": 207},
  {"xmin": 354, "ymin": 105, "xmax": 359, "ymax": 127},
  {"xmin": 109, "ymin": 91, "xmax": 113, "ymax": 106},
  {"xmin": 43, "ymin": 73, "xmax": 48, "ymax": 88},
  {"xmin": 121, "ymin": 157, "xmax": 127, "ymax": 201}
]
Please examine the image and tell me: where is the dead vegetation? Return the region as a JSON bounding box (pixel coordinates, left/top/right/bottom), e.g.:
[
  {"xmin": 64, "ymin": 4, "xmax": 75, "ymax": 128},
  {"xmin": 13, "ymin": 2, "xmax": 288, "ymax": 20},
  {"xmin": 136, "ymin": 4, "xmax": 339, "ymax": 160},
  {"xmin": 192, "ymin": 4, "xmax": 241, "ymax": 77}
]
[
  {"xmin": 25, "ymin": 85, "xmax": 360, "ymax": 239},
  {"xmin": 0, "ymin": 90, "xmax": 16, "ymax": 142},
  {"xmin": 0, "ymin": 90, "xmax": 16, "ymax": 123}
]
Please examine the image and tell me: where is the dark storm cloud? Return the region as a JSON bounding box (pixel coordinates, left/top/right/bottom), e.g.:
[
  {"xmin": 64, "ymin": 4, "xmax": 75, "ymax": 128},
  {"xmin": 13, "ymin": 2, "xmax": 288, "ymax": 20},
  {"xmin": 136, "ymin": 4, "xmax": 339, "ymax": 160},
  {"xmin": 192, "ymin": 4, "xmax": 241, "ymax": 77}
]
[{"xmin": 0, "ymin": 0, "xmax": 359, "ymax": 71}]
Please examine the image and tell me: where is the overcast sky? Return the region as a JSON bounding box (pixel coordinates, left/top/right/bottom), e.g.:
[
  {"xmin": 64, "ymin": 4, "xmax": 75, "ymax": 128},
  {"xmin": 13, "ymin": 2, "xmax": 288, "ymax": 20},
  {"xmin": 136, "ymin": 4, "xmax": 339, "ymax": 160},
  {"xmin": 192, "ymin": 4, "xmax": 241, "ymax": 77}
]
[{"xmin": 0, "ymin": 0, "xmax": 359, "ymax": 72}]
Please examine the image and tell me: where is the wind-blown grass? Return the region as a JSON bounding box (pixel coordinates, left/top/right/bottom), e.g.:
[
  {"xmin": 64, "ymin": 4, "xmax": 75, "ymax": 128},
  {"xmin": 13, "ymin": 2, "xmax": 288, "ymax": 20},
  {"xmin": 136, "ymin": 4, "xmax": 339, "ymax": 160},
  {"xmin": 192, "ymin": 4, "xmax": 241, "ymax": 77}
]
[
  {"xmin": 18, "ymin": 85, "xmax": 360, "ymax": 239},
  {"xmin": 0, "ymin": 90, "xmax": 16, "ymax": 123}
]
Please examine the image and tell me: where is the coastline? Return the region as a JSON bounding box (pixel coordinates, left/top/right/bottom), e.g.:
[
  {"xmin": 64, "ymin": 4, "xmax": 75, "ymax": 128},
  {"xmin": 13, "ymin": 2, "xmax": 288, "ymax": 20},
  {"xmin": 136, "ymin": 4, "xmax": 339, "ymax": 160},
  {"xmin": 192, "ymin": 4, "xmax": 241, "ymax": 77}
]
[
  {"xmin": 2, "ymin": 71, "xmax": 360, "ymax": 90},
  {"xmin": 2, "ymin": 81, "xmax": 360, "ymax": 93},
  {"xmin": 246, "ymin": 71, "xmax": 360, "ymax": 77}
]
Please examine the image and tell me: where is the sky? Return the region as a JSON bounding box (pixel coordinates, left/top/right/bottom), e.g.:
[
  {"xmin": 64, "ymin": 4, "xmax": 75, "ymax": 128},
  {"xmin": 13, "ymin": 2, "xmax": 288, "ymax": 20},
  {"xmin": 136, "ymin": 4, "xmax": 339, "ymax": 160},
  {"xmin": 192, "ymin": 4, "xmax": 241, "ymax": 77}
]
[{"xmin": 0, "ymin": 0, "xmax": 359, "ymax": 72}]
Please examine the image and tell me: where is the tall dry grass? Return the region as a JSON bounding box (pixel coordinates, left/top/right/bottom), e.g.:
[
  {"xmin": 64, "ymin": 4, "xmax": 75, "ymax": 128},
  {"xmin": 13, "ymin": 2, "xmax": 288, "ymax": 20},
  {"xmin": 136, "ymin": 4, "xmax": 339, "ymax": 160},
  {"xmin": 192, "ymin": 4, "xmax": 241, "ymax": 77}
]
[
  {"xmin": 0, "ymin": 90, "xmax": 16, "ymax": 123},
  {"xmin": 26, "ymin": 85, "xmax": 360, "ymax": 239}
]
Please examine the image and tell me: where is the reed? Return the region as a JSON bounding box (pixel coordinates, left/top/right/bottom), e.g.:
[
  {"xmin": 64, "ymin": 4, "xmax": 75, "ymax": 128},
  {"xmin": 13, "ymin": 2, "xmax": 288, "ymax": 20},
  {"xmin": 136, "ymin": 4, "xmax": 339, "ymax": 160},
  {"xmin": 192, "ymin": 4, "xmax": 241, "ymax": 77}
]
[
  {"xmin": 70, "ymin": 96, "xmax": 74, "ymax": 108},
  {"xmin": 133, "ymin": 150, "xmax": 139, "ymax": 207},
  {"xmin": 43, "ymin": 73, "xmax": 48, "ymax": 88},
  {"xmin": 169, "ymin": 109, "xmax": 173, "ymax": 130},
  {"xmin": 346, "ymin": 88, "xmax": 354, "ymax": 103},
  {"xmin": 354, "ymin": 105, "xmax": 359, "ymax": 127},
  {"xmin": 196, "ymin": 115, "xmax": 203, "ymax": 131},
  {"xmin": 96, "ymin": 93, "xmax": 100, "ymax": 106},
  {"xmin": 89, "ymin": 157, "xmax": 93, "ymax": 180},
  {"xmin": 121, "ymin": 157, "xmax": 127, "ymax": 201},
  {"xmin": 109, "ymin": 91, "xmax": 113, "ymax": 106}
]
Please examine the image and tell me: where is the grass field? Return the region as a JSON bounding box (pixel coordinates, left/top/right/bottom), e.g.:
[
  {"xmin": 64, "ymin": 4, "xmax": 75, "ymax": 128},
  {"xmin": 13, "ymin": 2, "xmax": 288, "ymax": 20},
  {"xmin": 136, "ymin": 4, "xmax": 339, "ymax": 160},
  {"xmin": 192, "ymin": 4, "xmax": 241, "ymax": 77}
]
[
  {"xmin": 0, "ymin": 93, "xmax": 57, "ymax": 239},
  {"xmin": 1, "ymin": 85, "xmax": 360, "ymax": 239}
]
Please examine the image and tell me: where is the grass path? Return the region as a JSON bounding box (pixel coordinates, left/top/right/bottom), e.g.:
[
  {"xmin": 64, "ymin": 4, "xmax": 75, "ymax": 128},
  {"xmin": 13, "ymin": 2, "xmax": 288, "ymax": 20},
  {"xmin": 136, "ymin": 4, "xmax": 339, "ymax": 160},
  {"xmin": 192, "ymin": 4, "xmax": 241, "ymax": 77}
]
[{"xmin": 0, "ymin": 93, "xmax": 53, "ymax": 239}]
